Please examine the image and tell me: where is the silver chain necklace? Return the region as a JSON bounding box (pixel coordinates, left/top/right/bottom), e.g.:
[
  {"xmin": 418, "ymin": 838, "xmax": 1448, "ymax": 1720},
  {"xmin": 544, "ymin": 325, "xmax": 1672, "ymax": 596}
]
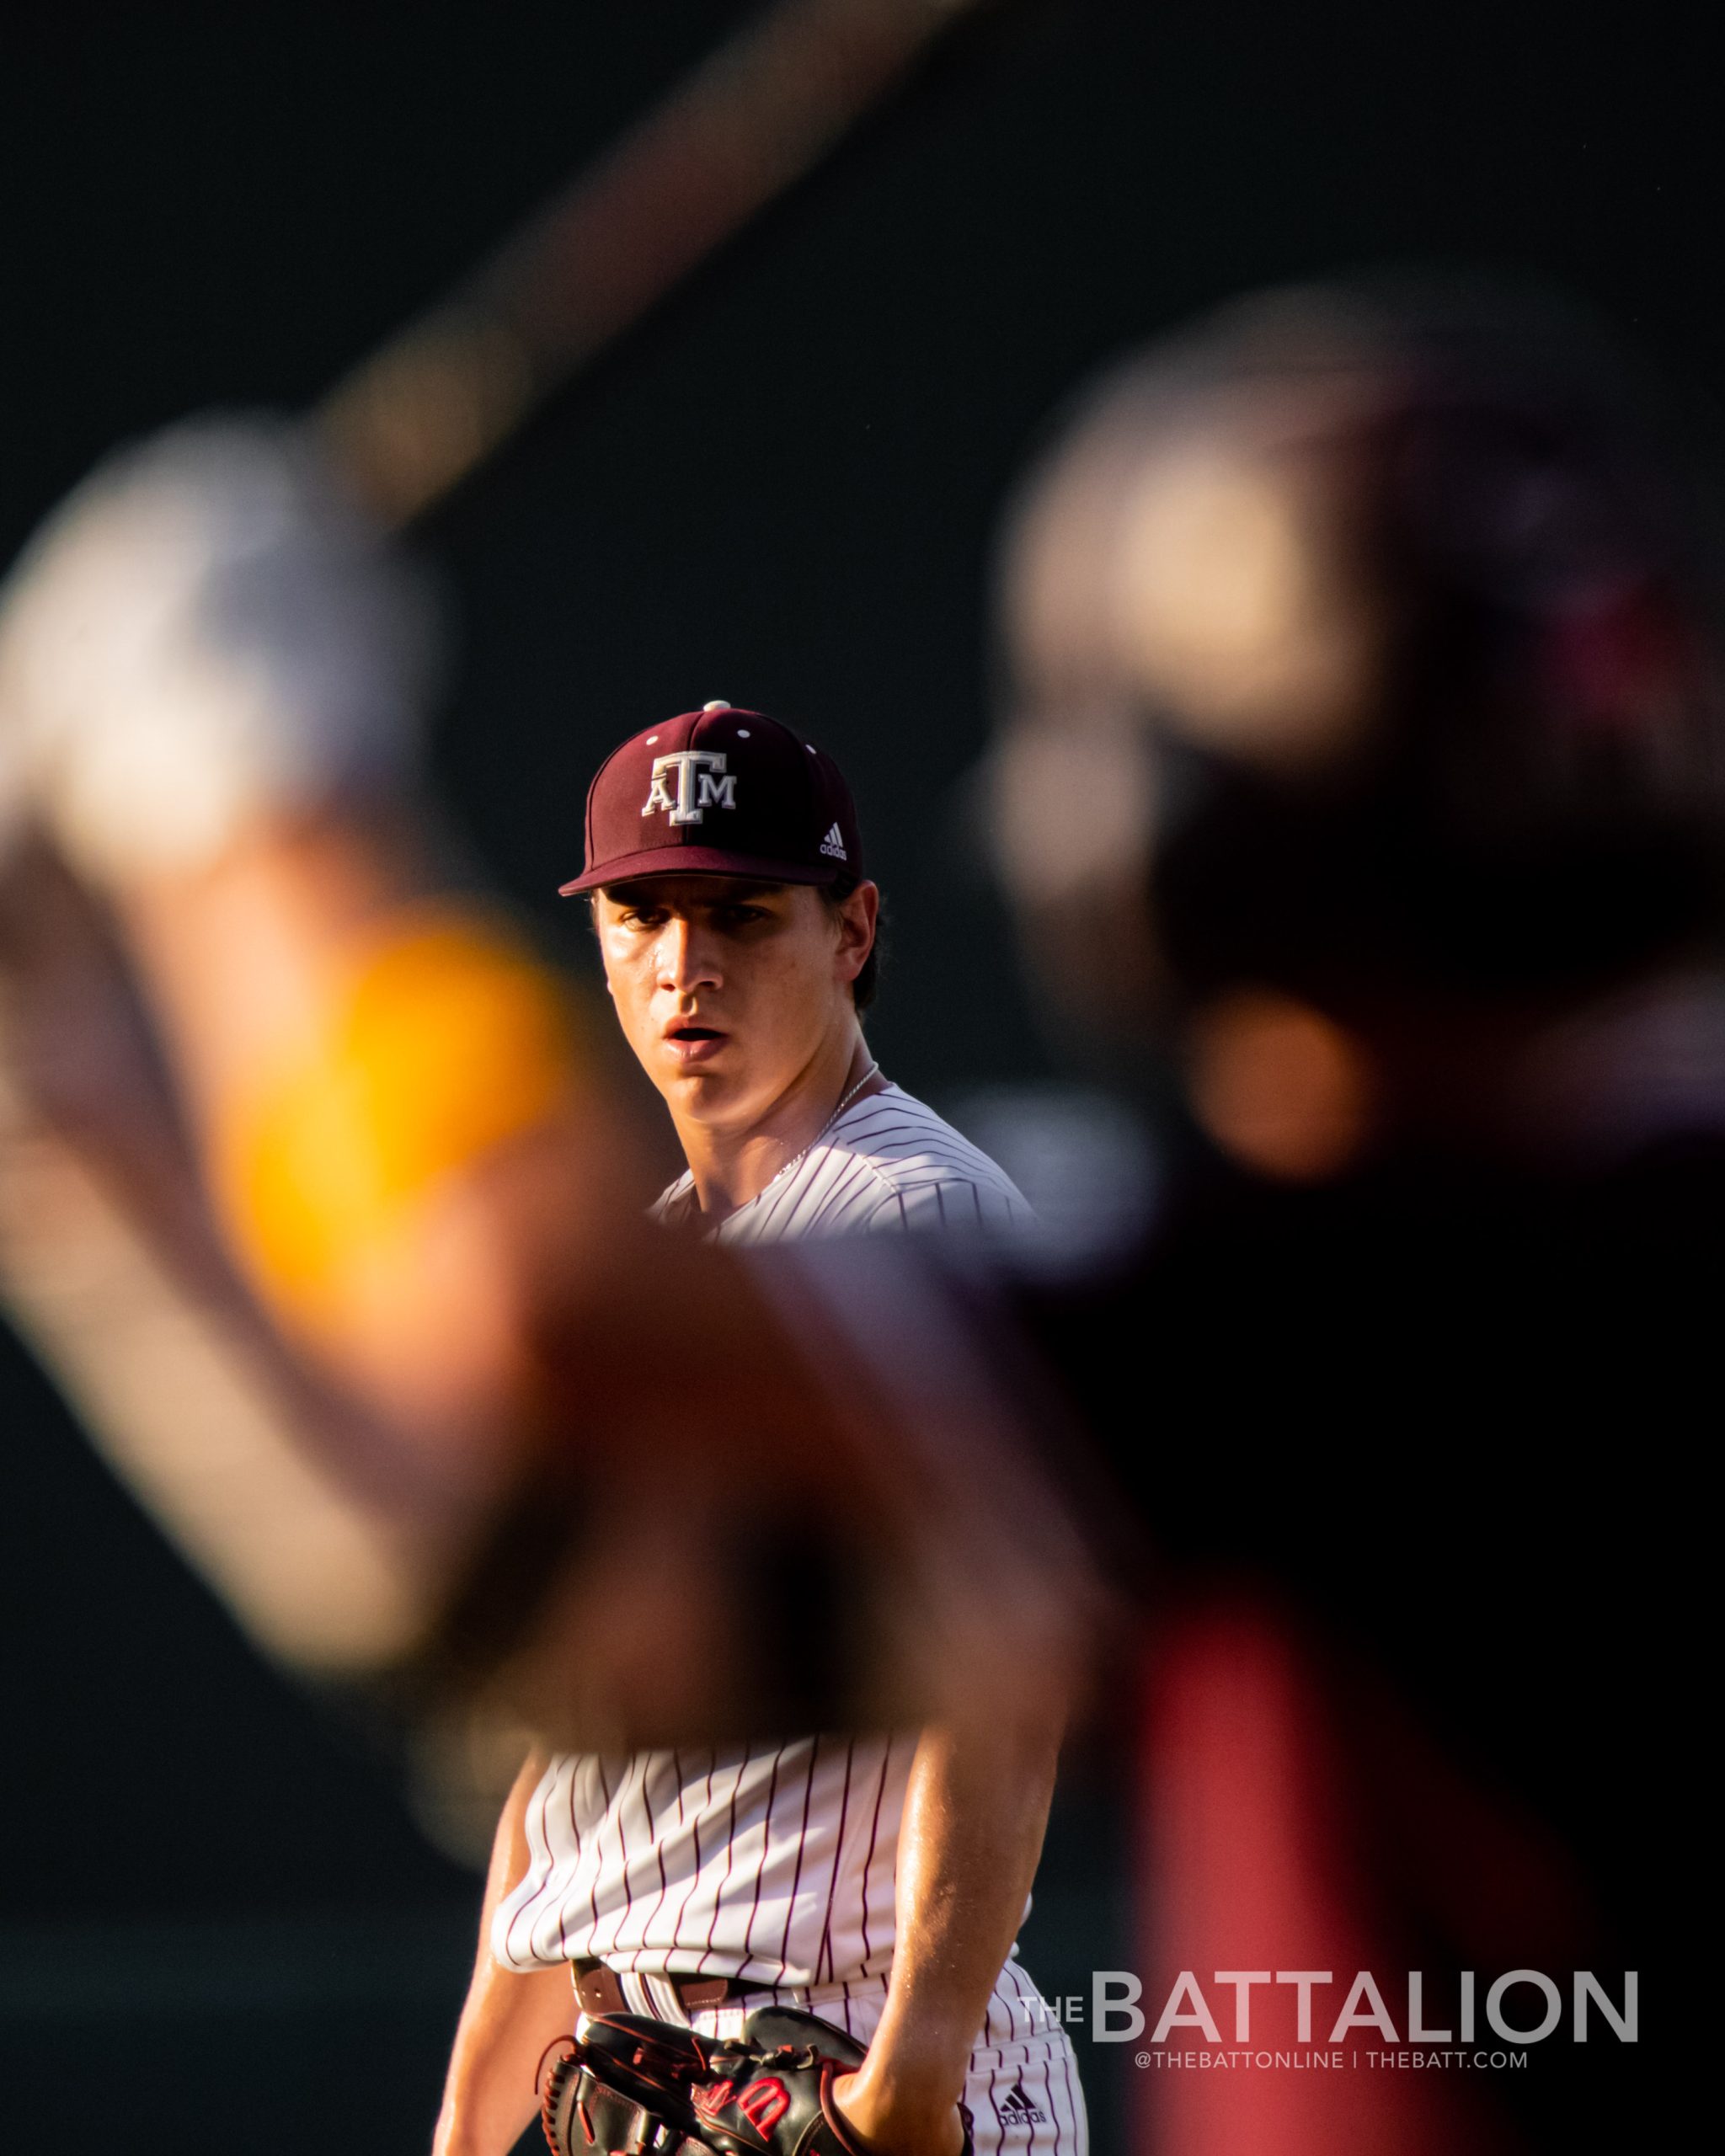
[{"xmin": 753, "ymin": 1059, "xmax": 880, "ymax": 1203}]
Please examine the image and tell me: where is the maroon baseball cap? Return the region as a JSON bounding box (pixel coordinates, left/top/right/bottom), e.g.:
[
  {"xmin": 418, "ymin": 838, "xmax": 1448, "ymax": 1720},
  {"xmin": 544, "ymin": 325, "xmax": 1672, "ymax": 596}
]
[{"xmin": 559, "ymin": 702, "xmax": 864, "ymax": 894}]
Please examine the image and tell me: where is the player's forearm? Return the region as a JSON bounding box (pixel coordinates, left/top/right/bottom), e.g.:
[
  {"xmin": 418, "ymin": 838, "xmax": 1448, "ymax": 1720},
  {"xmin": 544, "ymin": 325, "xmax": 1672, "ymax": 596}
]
[
  {"xmin": 435, "ymin": 1749, "xmax": 571, "ymax": 2156},
  {"xmin": 840, "ymin": 1711, "xmax": 1062, "ymax": 2148},
  {"xmin": 434, "ymin": 1954, "xmax": 574, "ymax": 2156}
]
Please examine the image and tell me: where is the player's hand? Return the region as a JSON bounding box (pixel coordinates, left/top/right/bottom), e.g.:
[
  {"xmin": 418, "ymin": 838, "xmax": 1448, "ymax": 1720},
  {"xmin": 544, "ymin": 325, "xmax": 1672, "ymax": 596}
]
[
  {"xmin": 0, "ymin": 414, "xmax": 437, "ymax": 884},
  {"xmin": 828, "ymin": 2069, "xmax": 969, "ymax": 2156}
]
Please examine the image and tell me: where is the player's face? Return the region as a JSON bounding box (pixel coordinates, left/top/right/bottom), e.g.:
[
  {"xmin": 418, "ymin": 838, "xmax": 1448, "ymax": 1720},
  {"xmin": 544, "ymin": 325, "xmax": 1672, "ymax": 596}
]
[{"xmin": 594, "ymin": 874, "xmax": 876, "ymax": 1124}]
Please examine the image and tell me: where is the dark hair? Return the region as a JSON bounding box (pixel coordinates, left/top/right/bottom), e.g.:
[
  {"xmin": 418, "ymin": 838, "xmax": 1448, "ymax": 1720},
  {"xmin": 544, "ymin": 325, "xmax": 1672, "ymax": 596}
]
[{"xmin": 824, "ymin": 871, "xmax": 882, "ymax": 1011}]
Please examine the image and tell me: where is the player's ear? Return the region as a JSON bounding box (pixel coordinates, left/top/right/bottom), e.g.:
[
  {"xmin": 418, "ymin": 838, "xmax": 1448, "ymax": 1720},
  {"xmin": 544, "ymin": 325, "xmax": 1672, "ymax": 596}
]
[
  {"xmin": 833, "ymin": 879, "xmax": 879, "ymax": 981},
  {"xmin": 587, "ymin": 894, "xmax": 617, "ymax": 996}
]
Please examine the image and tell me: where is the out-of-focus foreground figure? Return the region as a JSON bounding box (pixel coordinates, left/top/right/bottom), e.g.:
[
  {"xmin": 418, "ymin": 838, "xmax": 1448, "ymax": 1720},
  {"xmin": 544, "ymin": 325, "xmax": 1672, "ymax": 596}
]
[
  {"xmin": 987, "ymin": 281, "xmax": 1721, "ymax": 2152},
  {"xmin": 0, "ymin": 0, "xmax": 1029, "ymax": 1768},
  {"xmin": 0, "ymin": 419, "xmax": 1082, "ymax": 1796},
  {"xmin": 0, "ymin": 416, "xmax": 678, "ymax": 1783}
]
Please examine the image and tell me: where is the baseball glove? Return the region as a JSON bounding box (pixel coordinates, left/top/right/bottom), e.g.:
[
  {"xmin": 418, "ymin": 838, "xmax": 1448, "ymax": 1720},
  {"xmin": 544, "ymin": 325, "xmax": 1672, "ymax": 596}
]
[{"xmin": 539, "ymin": 2006, "xmax": 974, "ymax": 2156}]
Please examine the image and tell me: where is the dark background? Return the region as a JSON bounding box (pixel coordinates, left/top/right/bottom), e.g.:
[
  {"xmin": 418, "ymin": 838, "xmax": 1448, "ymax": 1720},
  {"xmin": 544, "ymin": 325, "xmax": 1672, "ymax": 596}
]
[{"xmin": 0, "ymin": 3, "xmax": 1716, "ymax": 2148}]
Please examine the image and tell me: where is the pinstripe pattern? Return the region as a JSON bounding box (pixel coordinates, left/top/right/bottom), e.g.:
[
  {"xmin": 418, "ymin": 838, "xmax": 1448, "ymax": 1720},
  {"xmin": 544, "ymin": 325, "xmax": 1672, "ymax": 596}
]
[
  {"xmin": 491, "ymin": 1070, "xmax": 1080, "ymax": 2154},
  {"xmin": 495, "ymin": 1737, "xmax": 906, "ymax": 1984},
  {"xmin": 652, "ymin": 1083, "xmax": 1030, "ymax": 1245}
]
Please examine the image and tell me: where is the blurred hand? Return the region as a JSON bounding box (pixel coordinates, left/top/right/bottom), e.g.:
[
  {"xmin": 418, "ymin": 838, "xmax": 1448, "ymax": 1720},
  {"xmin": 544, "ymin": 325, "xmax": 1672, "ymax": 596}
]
[{"xmin": 0, "ymin": 413, "xmax": 438, "ymax": 883}]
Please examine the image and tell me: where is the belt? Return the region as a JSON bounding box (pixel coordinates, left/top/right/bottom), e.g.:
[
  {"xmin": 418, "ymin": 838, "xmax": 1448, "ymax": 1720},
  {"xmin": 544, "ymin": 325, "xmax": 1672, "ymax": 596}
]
[{"xmin": 570, "ymin": 1960, "xmax": 749, "ymax": 2018}]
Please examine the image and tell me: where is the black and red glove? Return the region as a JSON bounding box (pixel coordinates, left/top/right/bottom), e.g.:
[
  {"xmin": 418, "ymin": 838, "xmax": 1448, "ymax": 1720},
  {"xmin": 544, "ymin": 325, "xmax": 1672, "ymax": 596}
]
[{"xmin": 540, "ymin": 2006, "xmax": 973, "ymax": 2156}]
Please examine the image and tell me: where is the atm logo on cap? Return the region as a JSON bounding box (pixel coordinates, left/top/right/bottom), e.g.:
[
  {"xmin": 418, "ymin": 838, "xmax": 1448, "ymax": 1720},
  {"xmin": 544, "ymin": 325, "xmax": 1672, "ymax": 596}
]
[{"xmin": 642, "ymin": 750, "xmax": 737, "ymax": 825}]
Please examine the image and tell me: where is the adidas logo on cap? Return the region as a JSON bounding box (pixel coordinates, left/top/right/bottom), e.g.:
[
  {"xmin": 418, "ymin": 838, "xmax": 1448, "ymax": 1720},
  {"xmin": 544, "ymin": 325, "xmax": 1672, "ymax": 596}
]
[{"xmin": 819, "ymin": 822, "xmax": 848, "ymax": 862}]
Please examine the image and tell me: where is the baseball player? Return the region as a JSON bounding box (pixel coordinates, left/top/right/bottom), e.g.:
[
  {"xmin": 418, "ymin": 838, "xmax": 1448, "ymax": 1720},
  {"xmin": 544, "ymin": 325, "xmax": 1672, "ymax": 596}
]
[{"xmin": 433, "ymin": 704, "xmax": 1083, "ymax": 2156}]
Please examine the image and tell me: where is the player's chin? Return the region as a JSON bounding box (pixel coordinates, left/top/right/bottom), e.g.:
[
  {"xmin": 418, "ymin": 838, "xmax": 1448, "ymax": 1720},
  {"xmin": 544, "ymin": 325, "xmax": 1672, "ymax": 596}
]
[{"xmin": 656, "ymin": 1055, "xmax": 740, "ymax": 1109}]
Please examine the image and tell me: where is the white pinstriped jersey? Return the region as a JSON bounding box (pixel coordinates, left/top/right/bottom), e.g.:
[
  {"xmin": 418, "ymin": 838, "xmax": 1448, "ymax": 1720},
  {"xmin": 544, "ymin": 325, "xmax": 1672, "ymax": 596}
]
[
  {"xmin": 650, "ymin": 1081, "xmax": 1031, "ymax": 1244},
  {"xmin": 494, "ymin": 1734, "xmax": 912, "ymax": 1988},
  {"xmin": 492, "ymin": 1082, "xmax": 1033, "ymax": 1988},
  {"xmin": 493, "ymin": 1075, "xmax": 1085, "ymax": 2156}
]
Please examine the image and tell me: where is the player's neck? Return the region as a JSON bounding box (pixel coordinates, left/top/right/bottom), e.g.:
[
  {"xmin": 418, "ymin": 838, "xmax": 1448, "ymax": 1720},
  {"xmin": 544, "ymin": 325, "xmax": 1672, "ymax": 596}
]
[{"xmin": 676, "ymin": 1026, "xmax": 879, "ymax": 1221}]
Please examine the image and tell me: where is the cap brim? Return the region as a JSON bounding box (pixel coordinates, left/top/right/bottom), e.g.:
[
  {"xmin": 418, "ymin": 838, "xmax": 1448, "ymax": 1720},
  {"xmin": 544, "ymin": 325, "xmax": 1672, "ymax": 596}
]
[{"xmin": 558, "ymin": 846, "xmax": 844, "ymax": 896}]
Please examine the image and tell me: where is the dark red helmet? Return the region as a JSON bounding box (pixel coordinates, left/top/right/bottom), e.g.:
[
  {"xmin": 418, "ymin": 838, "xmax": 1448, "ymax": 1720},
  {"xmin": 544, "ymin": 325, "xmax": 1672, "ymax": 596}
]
[{"xmin": 992, "ymin": 280, "xmax": 1725, "ymax": 1030}]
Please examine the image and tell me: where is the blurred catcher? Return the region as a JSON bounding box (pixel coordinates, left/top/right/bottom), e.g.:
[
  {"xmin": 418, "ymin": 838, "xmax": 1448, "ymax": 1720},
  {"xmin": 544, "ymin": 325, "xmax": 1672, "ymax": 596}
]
[
  {"xmin": 993, "ymin": 280, "xmax": 1725, "ymax": 1152},
  {"xmin": 981, "ymin": 279, "xmax": 1725, "ymax": 2154}
]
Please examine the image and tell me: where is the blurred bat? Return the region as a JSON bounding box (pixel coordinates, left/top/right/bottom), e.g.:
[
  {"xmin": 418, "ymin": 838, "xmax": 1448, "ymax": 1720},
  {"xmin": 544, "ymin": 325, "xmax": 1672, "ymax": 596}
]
[{"xmin": 321, "ymin": 0, "xmax": 988, "ymax": 525}]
